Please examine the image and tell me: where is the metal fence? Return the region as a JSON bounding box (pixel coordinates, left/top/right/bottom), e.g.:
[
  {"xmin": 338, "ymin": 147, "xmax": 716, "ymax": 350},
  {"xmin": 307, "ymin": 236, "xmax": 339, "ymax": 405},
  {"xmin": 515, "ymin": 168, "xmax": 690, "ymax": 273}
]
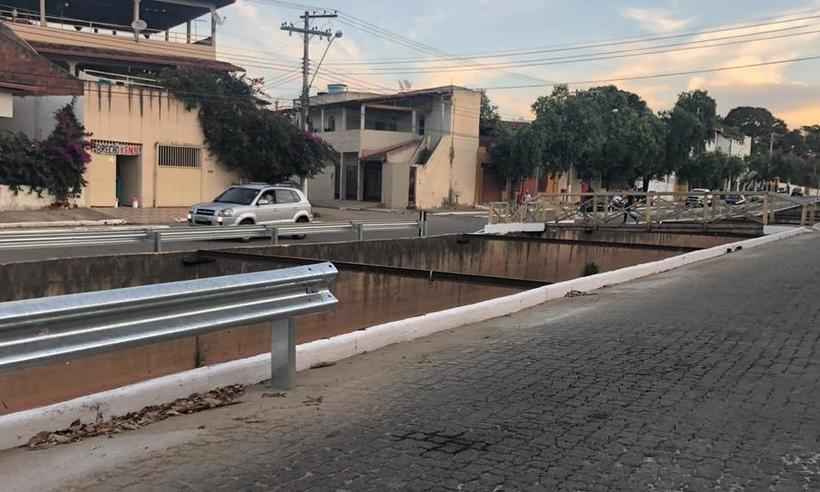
[
  {"xmin": 488, "ymin": 192, "xmax": 818, "ymax": 228},
  {"xmin": 0, "ymin": 263, "xmax": 338, "ymax": 389},
  {"xmin": 0, "ymin": 221, "xmax": 425, "ymax": 252}
]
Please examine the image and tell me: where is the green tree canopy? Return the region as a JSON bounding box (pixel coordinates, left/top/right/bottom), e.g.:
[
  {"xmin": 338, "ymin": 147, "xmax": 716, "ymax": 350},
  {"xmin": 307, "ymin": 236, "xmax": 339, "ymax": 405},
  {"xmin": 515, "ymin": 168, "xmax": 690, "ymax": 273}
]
[
  {"xmin": 489, "ymin": 124, "xmax": 544, "ymax": 185},
  {"xmin": 723, "ymin": 106, "xmax": 787, "ymax": 155},
  {"xmin": 479, "ymin": 90, "xmax": 501, "ymax": 137},
  {"xmin": 530, "ymin": 85, "xmax": 666, "ymax": 188},
  {"xmin": 159, "ymin": 68, "xmax": 338, "ymax": 183}
]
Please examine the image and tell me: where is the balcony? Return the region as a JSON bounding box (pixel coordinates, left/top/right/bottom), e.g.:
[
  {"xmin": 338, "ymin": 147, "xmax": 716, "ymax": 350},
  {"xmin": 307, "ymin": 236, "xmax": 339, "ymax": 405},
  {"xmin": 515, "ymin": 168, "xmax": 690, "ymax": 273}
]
[{"xmin": 1, "ymin": 5, "xmax": 218, "ymax": 62}]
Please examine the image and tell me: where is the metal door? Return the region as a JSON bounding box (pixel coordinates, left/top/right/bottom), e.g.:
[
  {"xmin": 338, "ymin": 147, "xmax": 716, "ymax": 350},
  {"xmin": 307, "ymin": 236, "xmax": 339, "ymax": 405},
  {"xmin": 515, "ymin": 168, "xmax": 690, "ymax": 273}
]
[{"xmin": 255, "ymin": 188, "xmax": 278, "ymax": 223}]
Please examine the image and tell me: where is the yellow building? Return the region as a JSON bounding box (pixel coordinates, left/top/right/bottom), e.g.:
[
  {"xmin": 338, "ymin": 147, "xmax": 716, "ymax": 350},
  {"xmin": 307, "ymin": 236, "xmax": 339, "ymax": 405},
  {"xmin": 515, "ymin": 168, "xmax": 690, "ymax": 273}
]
[{"xmin": 0, "ymin": 1, "xmax": 240, "ymax": 208}]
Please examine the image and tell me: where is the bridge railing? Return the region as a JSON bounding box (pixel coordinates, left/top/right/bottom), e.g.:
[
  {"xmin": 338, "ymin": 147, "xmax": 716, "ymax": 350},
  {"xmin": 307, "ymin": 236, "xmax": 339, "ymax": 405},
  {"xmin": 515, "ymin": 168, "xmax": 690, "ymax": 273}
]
[
  {"xmin": 488, "ymin": 192, "xmax": 817, "ymax": 227},
  {"xmin": 0, "ymin": 263, "xmax": 339, "ymax": 389}
]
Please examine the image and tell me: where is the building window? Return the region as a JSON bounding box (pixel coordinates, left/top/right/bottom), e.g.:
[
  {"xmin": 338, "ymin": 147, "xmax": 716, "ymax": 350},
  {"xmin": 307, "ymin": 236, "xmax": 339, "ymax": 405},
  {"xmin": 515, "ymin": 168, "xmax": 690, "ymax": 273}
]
[
  {"xmin": 418, "ymin": 116, "xmax": 425, "ymax": 136},
  {"xmin": 325, "ymin": 115, "xmax": 336, "ymax": 132},
  {"xmin": 157, "ymin": 145, "xmax": 201, "ymax": 168}
]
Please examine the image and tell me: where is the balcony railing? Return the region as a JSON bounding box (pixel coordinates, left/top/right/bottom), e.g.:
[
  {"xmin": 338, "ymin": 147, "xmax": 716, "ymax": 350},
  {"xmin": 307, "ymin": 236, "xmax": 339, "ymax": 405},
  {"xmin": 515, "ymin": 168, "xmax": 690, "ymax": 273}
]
[{"xmin": 0, "ymin": 6, "xmax": 212, "ymax": 45}]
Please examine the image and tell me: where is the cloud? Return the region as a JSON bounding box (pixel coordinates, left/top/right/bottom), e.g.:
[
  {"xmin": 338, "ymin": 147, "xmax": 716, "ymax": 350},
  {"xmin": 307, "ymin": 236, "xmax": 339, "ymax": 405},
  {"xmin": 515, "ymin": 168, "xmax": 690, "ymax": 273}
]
[{"xmin": 622, "ymin": 8, "xmax": 693, "ymax": 33}]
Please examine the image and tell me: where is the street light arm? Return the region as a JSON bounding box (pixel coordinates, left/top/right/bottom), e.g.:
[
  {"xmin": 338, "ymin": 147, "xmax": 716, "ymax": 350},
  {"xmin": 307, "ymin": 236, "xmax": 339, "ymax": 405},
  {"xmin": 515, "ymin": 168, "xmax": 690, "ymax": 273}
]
[{"xmin": 308, "ymin": 34, "xmax": 340, "ymax": 93}]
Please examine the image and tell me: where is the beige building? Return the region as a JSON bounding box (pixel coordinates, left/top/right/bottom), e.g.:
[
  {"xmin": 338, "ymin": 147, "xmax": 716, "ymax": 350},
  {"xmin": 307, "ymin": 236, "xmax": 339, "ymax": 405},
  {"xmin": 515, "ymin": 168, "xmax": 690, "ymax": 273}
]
[
  {"xmin": 0, "ymin": 1, "xmax": 240, "ymax": 209},
  {"xmin": 305, "ymin": 85, "xmax": 482, "ymax": 210}
]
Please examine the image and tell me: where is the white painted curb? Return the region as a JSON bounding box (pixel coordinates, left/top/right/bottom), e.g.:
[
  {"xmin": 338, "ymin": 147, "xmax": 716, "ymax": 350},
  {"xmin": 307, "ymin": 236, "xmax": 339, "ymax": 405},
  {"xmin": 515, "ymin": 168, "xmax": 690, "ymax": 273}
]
[
  {"xmin": 0, "ymin": 219, "xmax": 127, "ymax": 229},
  {"xmin": 0, "ymin": 226, "xmax": 810, "ymax": 450}
]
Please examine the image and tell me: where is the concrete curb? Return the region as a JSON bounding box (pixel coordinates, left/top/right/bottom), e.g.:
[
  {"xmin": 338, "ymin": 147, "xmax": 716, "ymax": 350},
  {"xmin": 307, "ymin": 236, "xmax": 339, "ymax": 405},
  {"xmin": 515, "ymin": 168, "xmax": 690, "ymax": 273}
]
[
  {"xmin": 0, "ymin": 226, "xmax": 810, "ymax": 450},
  {"xmin": 0, "ymin": 219, "xmax": 127, "ymax": 229}
]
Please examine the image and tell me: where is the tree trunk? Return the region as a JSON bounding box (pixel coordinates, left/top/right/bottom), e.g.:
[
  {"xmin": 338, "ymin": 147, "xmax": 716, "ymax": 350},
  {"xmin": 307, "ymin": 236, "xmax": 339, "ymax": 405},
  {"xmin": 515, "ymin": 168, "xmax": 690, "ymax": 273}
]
[{"xmin": 642, "ymin": 176, "xmax": 651, "ymax": 192}]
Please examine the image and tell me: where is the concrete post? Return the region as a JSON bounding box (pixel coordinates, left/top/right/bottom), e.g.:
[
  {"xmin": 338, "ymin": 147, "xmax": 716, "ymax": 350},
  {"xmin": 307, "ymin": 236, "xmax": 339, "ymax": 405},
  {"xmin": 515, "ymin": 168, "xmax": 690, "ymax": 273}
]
[
  {"xmin": 270, "ymin": 318, "xmax": 295, "ymax": 389},
  {"xmin": 353, "ymin": 223, "xmax": 364, "ymax": 241},
  {"xmin": 39, "ymin": 0, "xmax": 46, "ymax": 26},
  {"xmin": 644, "ymin": 193, "xmax": 653, "ymax": 229},
  {"xmin": 186, "ymin": 21, "xmax": 191, "ymax": 43},
  {"xmin": 762, "ymin": 193, "xmax": 770, "ymax": 226},
  {"xmin": 360, "ymin": 104, "xmax": 366, "ymax": 130},
  {"xmin": 152, "ymin": 230, "xmax": 162, "ymax": 253},
  {"xmin": 800, "ymin": 204, "xmax": 808, "ymax": 226}
]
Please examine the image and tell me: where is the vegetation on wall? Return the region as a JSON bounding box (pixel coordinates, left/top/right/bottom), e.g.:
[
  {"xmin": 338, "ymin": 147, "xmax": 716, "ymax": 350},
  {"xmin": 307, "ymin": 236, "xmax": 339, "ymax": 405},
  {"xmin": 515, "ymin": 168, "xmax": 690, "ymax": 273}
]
[
  {"xmin": 0, "ymin": 103, "xmax": 90, "ymax": 202},
  {"xmin": 158, "ymin": 68, "xmax": 338, "ymax": 183}
]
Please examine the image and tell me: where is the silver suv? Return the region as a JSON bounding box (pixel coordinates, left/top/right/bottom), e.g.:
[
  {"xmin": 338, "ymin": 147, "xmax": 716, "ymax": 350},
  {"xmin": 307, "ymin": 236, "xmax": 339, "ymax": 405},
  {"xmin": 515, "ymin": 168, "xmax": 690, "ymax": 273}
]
[{"xmin": 188, "ymin": 184, "xmax": 312, "ymax": 226}]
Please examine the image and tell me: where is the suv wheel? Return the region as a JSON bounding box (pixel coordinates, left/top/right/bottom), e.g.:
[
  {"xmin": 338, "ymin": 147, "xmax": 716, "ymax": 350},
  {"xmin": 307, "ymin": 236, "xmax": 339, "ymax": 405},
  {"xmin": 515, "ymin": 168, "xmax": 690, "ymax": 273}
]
[{"xmin": 238, "ymin": 218, "xmax": 254, "ymax": 242}]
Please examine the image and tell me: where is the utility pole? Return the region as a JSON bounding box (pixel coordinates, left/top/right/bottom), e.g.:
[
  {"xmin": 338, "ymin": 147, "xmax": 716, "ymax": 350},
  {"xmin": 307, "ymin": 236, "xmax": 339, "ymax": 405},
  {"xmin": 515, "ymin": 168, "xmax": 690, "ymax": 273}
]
[{"xmin": 281, "ymin": 10, "xmax": 339, "ymax": 133}]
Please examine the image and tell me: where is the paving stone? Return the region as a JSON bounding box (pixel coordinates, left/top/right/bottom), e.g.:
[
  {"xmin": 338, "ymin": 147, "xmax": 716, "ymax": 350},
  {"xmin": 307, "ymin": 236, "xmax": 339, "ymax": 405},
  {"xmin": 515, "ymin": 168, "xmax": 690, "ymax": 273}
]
[{"xmin": 63, "ymin": 234, "xmax": 820, "ymax": 491}]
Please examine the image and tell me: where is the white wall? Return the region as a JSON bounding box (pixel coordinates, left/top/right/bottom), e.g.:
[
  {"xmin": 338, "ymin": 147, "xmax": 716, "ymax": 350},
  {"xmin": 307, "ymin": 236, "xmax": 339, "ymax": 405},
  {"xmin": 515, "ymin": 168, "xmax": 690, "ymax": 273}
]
[
  {"xmin": 0, "ymin": 95, "xmax": 79, "ymax": 140},
  {"xmin": 0, "ymin": 185, "xmax": 86, "ymax": 210},
  {"xmin": 0, "ymin": 92, "xmax": 12, "ymax": 118},
  {"xmin": 706, "ymin": 133, "xmax": 751, "ymax": 159}
]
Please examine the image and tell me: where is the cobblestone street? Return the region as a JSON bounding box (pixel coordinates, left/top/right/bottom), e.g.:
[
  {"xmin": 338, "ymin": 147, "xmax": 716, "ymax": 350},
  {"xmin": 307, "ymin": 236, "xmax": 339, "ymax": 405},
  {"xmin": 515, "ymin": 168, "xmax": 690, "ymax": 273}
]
[{"xmin": 53, "ymin": 232, "xmax": 820, "ymax": 491}]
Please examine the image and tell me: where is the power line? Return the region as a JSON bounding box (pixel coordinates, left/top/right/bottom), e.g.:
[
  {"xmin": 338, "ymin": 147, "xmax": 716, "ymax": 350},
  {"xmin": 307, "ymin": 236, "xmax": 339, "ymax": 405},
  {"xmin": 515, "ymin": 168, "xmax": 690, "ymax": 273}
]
[
  {"xmin": 319, "ymin": 26, "xmax": 820, "ymax": 75},
  {"xmin": 322, "ymin": 11, "xmax": 820, "ymax": 65}
]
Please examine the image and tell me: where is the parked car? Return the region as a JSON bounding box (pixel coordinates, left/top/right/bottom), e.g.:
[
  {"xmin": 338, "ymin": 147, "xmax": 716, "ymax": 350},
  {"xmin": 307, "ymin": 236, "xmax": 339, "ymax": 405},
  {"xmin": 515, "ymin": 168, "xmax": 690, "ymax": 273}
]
[
  {"xmin": 724, "ymin": 194, "xmax": 746, "ymax": 206},
  {"xmin": 791, "ymin": 188, "xmax": 804, "ymax": 197},
  {"xmin": 188, "ymin": 184, "xmax": 312, "ymax": 226},
  {"xmin": 686, "ymin": 188, "xmax": 711, "ymax": 208}
]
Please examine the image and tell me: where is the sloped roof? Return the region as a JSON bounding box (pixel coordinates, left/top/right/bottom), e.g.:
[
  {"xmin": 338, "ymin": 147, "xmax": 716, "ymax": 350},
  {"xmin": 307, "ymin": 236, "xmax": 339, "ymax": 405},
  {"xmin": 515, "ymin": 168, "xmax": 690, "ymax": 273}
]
[
  {"xmin": 0, "ymin": 21, "xmax": 83, "ymax": 95},
  {"xmin": 360, "ymin": 138, "xmax": 421, "ymax": 160},
  {"xmin": 28, "ymin": 40, "xmax": 243, "ymax": 72}
]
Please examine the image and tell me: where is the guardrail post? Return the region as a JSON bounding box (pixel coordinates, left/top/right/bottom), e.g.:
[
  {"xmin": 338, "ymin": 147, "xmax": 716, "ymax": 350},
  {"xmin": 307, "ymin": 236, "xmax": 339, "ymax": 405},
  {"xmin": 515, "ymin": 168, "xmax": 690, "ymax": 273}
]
[
  {"xmin": 644, "ymin": 193, "xmax": 653, "ymax": 230},
  {"xmin": 270, "ymin": 318, "xmax": 296, "ymax": 389},
  {"xmin": 266, "ymin": 225, "xmax": 279, "ymax": 245},
  {"xmin": 353, "ymin": 223, "xmax": 364, "ymax": 241},
  {"xmin": 762, "ymin": 193, "xmax": 770, "ymax": 226},
  {"xmin": 801, "ymin": 204, "xmax": 808, "ymax": 226},
  {"xmin": 152, "ymin": 230, "xmax": 162, "ymax": 253},
  {"xmin": 418, "ymin": 210, "xmax": 427, "ymax": 237},
  {"xmin": 812, "ymin": 203, "xmax": 817, "ymax": 226}
]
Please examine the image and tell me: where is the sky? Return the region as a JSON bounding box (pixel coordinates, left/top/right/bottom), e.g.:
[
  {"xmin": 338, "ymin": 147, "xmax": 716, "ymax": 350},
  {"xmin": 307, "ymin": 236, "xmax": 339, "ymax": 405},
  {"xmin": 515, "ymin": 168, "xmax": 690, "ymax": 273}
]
[{"xmin": 206, "ymin": 0, "xmax": 820, "ymax": 128}]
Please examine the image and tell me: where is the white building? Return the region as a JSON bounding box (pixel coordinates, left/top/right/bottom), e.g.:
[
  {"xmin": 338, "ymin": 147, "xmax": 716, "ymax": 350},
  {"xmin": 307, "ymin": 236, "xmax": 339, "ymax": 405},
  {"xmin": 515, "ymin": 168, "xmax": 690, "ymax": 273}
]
[{"xmin": 304, "ymin": 85, "xmax": 481, "ymax": 210}]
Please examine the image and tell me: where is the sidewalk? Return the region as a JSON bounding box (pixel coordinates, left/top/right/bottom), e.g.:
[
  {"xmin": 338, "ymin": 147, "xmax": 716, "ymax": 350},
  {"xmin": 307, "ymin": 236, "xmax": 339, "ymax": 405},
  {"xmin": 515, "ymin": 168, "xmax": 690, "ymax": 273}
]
[{"xmin": 4, "ymin": 232, "xmax": 819, "ymax": 491}]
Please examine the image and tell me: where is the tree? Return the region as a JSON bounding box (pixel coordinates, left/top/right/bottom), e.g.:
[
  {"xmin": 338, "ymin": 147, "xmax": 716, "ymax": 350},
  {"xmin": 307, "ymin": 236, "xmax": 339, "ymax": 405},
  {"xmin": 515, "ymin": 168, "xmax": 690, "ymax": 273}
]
[
  {"xmin": 479, "ymin": 90, "xmax": 501, "ymax": 137},
  {"xmin": 489, "ymin": 124, "xmax": 544, "ymax": 188},
  {"xmin": 159, "ymin": 68, "xmax": 338, "ymax": 183},
  {"xmin": 663, "ymin": 90, "xmax": 720, "ymax": 188},
  {"xmin": 0, "ymin": 103, "xmax": 90, "ymax": 202},
  {"xmin": 678, "ymin": 151, "xmax": 744, "ymax": 190},
  {"xmin": 723, "ymin": 106, "xmax": 787, "ymax": 155},
  {"xmin": 41, "ymin": 104, "xmax": 92, "ymax": 201},
  {"xmin": 530, "ymin": 85, "xmax": 667, "ymax": 189}
]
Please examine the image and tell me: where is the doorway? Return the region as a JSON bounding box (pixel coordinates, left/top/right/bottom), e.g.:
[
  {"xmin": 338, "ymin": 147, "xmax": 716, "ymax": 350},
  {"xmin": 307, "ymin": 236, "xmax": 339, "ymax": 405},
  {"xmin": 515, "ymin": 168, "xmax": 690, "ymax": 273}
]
[
  {"xmin": 363, "ymin": 161, "xmax": 382, "ymax": 202},
  {"xmin": 115, "ymin": 155, "xmax": 141, "ymax": 207},
  {"xmin": 344, "ymin": 164, "xmax": 357, "ymax": 200},
  {"xmin": 408, "ymin": 167, "xmax": 417, "ymax": 208}
]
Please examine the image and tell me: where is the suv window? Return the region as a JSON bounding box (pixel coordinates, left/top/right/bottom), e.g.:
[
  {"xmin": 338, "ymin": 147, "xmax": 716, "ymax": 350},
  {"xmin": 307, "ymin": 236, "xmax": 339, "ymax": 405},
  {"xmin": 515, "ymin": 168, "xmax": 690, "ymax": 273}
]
[
  {"xmin": 258, "ymin": 190, "xmax": 275, "ymax": 204},
  {"xmin": 275, "ymin": 189, "xmax": 300, "ymax": 204}
]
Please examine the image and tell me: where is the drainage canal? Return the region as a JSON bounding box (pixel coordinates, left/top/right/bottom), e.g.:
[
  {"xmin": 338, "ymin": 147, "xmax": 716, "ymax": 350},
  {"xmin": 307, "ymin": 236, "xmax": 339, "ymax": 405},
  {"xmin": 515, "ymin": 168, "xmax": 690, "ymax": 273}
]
[{"xmin": 0, "ymin": 231, "xmax": 746, "ymax": 413}]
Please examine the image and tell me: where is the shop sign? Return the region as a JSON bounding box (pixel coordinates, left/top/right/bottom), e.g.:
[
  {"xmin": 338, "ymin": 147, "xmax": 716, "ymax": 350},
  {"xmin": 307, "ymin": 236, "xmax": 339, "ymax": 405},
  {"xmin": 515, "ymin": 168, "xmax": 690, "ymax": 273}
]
[{"xmin": 91, "ymin": 140, "xmax": 142, "ymax": 156}]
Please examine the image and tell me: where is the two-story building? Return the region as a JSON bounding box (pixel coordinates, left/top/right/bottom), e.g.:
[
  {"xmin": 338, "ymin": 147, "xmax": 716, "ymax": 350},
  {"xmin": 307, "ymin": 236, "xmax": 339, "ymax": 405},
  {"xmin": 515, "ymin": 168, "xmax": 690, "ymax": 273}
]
[
  {"xmin": 304, "ymin": 84, "xmax": 481, "ymax": 210},
  {"xmin": 0, "ymin": 0, "xmax": 240, "ymax": 209}
]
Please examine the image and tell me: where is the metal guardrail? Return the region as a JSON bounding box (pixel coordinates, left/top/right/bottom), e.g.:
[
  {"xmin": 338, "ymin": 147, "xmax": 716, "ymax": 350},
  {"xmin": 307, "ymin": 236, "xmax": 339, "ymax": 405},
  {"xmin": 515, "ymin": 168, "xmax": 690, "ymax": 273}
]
[
  {"xmin": 0, "ymin": 263, "xmax": 339, "ymax": 389},
  {"xmin": 0, "ymin": 221, "xmax": 425, "ymax": 252}
]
